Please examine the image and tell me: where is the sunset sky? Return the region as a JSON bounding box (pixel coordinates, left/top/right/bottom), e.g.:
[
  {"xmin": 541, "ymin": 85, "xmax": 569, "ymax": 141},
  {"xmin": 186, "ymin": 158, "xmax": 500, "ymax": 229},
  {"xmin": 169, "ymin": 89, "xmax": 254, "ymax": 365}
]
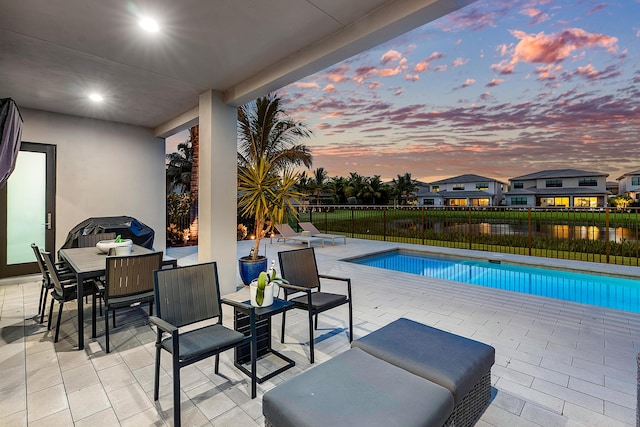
[
  {"xmin": 166, "ymin": 0, "xmax": 640, "ymax": 185},
  {"xmin": 276, "ymin": 0, "xmax": 640, "ymax": 184}
]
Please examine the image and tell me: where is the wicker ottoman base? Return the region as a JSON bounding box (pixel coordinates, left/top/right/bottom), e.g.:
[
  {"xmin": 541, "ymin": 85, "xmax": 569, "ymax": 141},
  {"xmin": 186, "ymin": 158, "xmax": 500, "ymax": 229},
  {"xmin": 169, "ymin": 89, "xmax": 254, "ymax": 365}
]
[{"xmin": 352, "ymin": 318, "xmax": 495, "ymax": 427}]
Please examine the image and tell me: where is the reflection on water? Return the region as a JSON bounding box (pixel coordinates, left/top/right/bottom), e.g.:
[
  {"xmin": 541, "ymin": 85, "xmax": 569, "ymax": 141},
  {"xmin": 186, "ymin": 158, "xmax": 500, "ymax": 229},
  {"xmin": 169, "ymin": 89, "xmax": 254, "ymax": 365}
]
[{"xmin": 431, "ymin": 222, "xmax": 637, "ymax": 243}]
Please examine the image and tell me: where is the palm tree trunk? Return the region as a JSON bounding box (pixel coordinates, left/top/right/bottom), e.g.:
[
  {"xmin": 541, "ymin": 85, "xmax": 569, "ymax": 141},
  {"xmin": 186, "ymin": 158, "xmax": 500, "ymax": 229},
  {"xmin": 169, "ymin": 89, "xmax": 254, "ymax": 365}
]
[{"xmin": 189, "ymin": 125, "xmax": 199, "ymax": 244}]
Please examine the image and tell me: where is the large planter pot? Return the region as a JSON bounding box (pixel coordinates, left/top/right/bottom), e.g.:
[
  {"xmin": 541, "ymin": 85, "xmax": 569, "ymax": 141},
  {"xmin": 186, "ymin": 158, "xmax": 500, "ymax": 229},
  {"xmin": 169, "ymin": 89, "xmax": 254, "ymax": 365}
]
[{"xmin": 238, "ymin": 256, "xmax": 268, "ymax": 285}]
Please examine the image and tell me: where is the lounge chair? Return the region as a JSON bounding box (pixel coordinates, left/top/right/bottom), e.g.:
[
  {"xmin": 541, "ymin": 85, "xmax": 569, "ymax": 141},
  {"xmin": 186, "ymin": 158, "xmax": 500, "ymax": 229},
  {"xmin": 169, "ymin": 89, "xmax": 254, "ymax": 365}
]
[
  {"xmin": 272, "ymin": 223, "xmax": 324, "ymax": 248},
  {"xmin": 298, "ymin": 222, "xmax": 346, "ymax": 245}
]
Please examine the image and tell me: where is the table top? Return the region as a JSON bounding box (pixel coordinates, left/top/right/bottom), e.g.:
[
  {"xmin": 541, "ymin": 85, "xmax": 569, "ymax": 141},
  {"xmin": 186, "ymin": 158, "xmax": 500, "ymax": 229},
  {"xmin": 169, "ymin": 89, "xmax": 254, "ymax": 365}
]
[
  {"xmin": 229, "ymin": 298, "xmax": 294, "ymax": 317},
  {"xmin": 59, "ymin": 244, "xmax": 154, "ymax": 275}
]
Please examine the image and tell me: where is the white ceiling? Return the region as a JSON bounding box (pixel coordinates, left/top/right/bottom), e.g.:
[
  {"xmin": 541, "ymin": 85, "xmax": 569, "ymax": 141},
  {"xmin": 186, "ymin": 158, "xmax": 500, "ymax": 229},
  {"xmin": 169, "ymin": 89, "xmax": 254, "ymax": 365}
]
[{"xmin": 0, "ymin": 0, "xmax": 475, "ymax": 131}]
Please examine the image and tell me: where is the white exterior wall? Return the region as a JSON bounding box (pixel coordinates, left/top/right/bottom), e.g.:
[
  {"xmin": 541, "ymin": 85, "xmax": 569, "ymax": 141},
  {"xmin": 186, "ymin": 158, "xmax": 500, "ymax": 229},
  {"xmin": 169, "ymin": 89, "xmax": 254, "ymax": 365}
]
[
  {"xmin": 20, "ymin": 108, "xmax": 166, "ymax": 253},
  {"xmin": 534, "ymin": 176, "xmax": 606, "ymax": 190}
]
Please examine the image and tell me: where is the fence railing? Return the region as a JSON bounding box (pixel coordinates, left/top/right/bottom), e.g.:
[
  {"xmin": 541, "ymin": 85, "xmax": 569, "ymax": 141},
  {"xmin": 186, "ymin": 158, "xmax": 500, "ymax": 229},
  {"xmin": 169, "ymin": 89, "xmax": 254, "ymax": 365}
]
[{"xmin": 296, "ymin": 206, "xmax": 640, "ymax": 267}]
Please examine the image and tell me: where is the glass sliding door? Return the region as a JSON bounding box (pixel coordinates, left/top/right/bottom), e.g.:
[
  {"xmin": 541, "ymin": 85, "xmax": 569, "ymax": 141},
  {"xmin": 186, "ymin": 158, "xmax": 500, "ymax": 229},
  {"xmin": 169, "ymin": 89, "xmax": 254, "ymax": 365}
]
[{"xmin": 0, "ymin": 142, "xmax": 56, "ymax": 278}]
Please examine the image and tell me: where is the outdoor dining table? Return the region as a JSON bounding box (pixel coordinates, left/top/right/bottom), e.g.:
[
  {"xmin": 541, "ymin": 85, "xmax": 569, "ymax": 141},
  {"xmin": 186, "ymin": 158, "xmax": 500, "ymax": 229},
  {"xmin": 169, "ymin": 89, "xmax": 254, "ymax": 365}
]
[{"xmin": 58, "ymin": 244, "xmax": 177, "ymax": 350}]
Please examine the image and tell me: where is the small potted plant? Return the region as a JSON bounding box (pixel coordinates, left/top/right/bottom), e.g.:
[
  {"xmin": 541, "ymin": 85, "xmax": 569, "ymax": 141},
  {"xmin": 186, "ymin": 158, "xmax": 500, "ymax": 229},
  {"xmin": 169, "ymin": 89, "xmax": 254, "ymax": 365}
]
[{"xmin": 250, "ymin": 261, "xmax": 288, "ymax": 307}]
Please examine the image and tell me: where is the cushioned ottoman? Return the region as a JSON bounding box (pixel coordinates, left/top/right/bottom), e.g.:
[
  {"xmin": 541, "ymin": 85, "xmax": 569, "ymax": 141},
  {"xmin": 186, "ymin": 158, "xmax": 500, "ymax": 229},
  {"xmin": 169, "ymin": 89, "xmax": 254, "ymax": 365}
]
[
  {"xmin": 263, "ymin": 347, "xmax": 454, "ymax": 427},
  {"xmin": 352, "ymin": 318, "xmax": 494, "ymax": 427}
]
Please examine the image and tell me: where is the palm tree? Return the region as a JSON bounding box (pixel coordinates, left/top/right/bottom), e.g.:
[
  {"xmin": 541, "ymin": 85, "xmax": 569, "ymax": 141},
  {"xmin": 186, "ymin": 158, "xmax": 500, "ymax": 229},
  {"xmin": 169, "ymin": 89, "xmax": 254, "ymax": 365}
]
[
  {"xmin": 165, "ymin": 141, "xmax": 193, "ymax": 194},
  {"xmin": 392, "ymin": 172, "xmax": 419, "ymax": 205},
  {"xmin": 308, "ymin": 167, "xmax": 329, "ymax": 205},
  {"xmin": 237, "ymin": 93, "xmax": 313, "ymax": 260}
]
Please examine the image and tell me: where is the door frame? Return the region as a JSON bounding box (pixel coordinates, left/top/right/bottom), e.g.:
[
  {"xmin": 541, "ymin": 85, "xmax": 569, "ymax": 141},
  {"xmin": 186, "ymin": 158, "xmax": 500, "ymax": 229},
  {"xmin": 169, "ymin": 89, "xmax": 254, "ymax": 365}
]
[{"xmin": 0, "ymin": 141, "xmax": 56, "ymax": 278}]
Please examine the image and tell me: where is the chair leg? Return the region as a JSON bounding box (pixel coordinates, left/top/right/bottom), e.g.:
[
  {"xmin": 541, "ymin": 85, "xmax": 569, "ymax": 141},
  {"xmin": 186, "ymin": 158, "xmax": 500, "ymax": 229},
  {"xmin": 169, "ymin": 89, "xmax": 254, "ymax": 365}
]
[
  {"xmin": 348, "ymin": 301, "xmax": 353, "ymax": 342},
  {"xmin": 214, "ymin": 354, "xmax": 220, "ymax": 374},
  {"xmin": 112, "ymin": 309, "xmax": 116, "ymax": 328},
  {"xmin": 314, "ymin": 313, "xmax": 318, "ymax": 330},
  {"xmin": 47, "ymin": 299, "xmax": 55, "ymax": 330},
  {"xmin": 37, "ymin": 280, "xmax": 45, "ymax": 319},
  {"xmin": 54, "ymin": 301, "xmax": 64, "ymax": 343},
  {"xmin": 40, "ymin": 286, "xmax": 49, "ymax": 324},
  {"xmin": 173, "ymin": 355, "xmax": 181, "ymax": 427},
  {"xmin": 105, "ymin": 308, "xmax": 110, "ymax": 353},
  {"xmin": 153, "ymin": 332, "xmax": 162, "ymax": 401},
  {"xmin": 281, "ymin": 311, "xmax": 286, "ymax": 343},
  {"xmin": 92, "ymin": 292, "xmax": 97, "ymax": 339},
  {"xmin": 308, "ymin": 310, "xmax": 315, "ymax": 364}
]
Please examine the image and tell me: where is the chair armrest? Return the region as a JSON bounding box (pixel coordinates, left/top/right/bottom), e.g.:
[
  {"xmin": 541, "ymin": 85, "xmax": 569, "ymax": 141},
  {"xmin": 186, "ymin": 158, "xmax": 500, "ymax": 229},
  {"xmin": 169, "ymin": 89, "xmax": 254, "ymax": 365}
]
[
  {"xmin": 318, "ymin": 274, "xmax": 350, "ymax": 283},
  {"xmin": 149, "ymin": 315, "xmax": 178, "ymax": 333},
  {"xmin": 221, "ymin": 298, "xmax": 256, "ymax": 314},
  {"xmin": 279, "ymin": 282, "xmax": 310, "ymax": 293},
  {"xmin": 93, "ymin": 280, "xmax": 105, "ymax": 292}
]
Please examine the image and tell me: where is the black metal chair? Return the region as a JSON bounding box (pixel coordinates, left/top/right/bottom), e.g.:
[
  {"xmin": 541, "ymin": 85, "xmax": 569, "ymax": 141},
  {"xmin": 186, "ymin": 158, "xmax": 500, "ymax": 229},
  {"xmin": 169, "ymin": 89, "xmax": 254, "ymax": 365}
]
[
  {"xmin": 77, "ymin": 232, "xmax": 116, "ymax": 248},
  {"xmin": 92, "ymin": 251, "xmax": 163, "ymax": 353},
  {"xmin": 41, "ymin": 250, "xmax": 96, "ymax": 343},
  {"xmin": 277, "ymin": 247, "xmax": 353, "ymax": 363},
  {"xmin": 31, "ymin": 243, "xmax": 74, "ymax": 324},
  {"xmin": 151, "ymin": 262, "xmax": 257, "ymax": 427}
]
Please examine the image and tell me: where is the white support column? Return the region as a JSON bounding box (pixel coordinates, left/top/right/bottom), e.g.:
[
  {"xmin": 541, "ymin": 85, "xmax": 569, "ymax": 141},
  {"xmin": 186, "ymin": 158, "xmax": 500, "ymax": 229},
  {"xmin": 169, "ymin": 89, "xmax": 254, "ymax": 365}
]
[{"xmin": 198, "ymin": 90, "xmax": 238, "ymax": 296}]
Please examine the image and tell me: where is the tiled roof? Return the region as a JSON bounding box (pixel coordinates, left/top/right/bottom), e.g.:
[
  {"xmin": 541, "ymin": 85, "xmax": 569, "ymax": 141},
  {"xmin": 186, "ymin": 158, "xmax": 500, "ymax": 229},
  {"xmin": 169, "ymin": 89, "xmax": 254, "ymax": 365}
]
[
  {"xmin": 616, "ymin": 170, "xmax": 640, "ymax": 180},
  {"xmin": 431, "ymin": 174, "xmax": 504, "ymax": 185},
  {"xmin": 510, "ymin": 169, "xmax": 607, "ymax": 181}
]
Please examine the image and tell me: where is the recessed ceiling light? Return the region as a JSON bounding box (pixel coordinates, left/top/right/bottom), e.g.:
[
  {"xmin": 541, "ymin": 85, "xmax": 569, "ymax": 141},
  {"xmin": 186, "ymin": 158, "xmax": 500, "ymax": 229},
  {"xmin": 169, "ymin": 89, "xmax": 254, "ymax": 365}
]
[
  {"xmin": 89, "ymin": 93, "xmax": 104, "ymax": 102},
  {"xmin": 139, "ymin": 17, "xmax": 159, "ymax": 32}
]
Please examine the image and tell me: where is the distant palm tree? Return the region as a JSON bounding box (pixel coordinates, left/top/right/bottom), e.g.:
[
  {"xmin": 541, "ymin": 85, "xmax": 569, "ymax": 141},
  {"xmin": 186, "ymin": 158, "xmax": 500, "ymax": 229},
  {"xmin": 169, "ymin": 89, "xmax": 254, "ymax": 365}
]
[
  {"xmin": 392, "ymin": 172, "xmax": 419, "ymax": 205},
  {"xmin": 165, "ymin": 140, "xmax": 193, "ymax": 194},
  {"xmin": 308, "ymin": 167, "xmax": 329, "ymax": 205}
]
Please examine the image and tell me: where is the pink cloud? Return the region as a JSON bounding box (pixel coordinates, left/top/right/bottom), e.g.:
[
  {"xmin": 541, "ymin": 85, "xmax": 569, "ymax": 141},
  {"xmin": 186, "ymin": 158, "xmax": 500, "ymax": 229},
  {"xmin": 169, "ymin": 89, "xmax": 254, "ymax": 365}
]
[
  {"xmin": 493, "ymin": 28, "xmax": 618, "ymax": 74},
  {"xmin": 325, "ymin": 65, "xmax": 350, "ymax": 83},
  {"xmin": 369, "ymin": 82, "xmax": 381, "ymax": 90},
  {"xmin": 485, "ymin": 78, "xmax": 504, "ymax": 87},
  {"xmin": 462, "ymin": 78, "xmax": 476, "ymax": 88},
  {"xmin": 404, "ymin": 74, "xmax": 419, "ymax": 81},
  {"xmin": 520, "ymin": 7, "xmax": 550, "ymax": 25},
  {"xmin": 294, "ymin": 81, "xmax": 320, "ymax": 89},
  {"xmin": 452, "ymin": 57, "xmax": 468, "ymax": 67},
  {"xmin": 381, "ymin": 49, "xmax": 403, "ymax": 65},
  {"xmin": 323, "ymin": 84, "xmax": 336, "ymax": 92}
]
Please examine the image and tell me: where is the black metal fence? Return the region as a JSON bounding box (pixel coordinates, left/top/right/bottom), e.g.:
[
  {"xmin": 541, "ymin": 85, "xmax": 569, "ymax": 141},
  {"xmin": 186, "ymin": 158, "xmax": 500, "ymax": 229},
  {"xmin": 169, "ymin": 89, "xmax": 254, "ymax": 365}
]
[{"xmin": 296, "ymin": 206, "xmax": 640, "ymax": 266}]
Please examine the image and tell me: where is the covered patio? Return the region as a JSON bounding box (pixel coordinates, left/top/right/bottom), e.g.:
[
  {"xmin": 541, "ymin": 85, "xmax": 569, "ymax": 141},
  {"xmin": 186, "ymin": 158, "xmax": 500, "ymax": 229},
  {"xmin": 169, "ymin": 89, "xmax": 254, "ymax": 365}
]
[{"xmin": 1, "ymin": 238, "xmax": 638, "ymax": 426}]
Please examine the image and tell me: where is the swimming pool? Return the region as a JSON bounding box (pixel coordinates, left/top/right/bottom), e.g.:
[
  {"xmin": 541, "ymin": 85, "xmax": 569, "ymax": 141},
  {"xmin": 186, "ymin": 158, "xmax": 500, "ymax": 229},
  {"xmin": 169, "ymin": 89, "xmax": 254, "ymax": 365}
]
[{"xmin": 347, "ymin": 250, "xmax": 640, "ymax": 313}]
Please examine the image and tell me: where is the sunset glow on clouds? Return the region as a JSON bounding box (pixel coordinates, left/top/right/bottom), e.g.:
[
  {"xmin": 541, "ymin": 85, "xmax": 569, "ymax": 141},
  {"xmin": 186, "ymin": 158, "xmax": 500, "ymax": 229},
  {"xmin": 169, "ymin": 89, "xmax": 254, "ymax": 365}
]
[{"xmin": 279, "ymin": 0, "xmax": 640, "ymax": 183}]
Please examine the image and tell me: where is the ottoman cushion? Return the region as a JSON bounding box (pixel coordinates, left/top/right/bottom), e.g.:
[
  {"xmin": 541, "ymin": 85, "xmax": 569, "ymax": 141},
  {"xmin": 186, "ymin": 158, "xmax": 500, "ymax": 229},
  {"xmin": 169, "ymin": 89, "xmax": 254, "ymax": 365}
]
[
  {"xmin": 263, "ymin": 347, "xmax": 454, "ymax": 427},
  {"xmin": 352, "ymin": 318, "xmax": 495, "ymax": 404}
]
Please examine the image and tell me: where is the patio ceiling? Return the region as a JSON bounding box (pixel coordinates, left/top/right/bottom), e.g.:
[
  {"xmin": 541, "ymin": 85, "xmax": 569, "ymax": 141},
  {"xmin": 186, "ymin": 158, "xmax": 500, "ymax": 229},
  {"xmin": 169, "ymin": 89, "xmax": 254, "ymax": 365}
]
[{"xmin": 0, "ymin": 0, "xmax": 475, "ymax": 131}]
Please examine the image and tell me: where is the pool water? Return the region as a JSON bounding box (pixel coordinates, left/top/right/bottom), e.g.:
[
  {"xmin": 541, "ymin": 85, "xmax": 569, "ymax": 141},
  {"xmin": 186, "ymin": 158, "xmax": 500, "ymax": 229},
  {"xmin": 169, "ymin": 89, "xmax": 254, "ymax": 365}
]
[{"xmin": 348, "ymin": 250, "xmax": 640, "ymax": 313}]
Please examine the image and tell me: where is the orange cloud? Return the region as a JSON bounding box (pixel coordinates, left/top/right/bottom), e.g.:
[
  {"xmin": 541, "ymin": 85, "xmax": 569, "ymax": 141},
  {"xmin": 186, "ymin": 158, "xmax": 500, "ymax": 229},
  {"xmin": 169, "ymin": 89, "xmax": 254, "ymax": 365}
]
[
  {"xmin": 462, "ymin": 78, "xmax": 476, "ymax": 88},
  {"xmin": 381, "ymin": 49, "xmax": 403, "ymax": 65},
  {"xmin": 452, "ymin": 57, "xmax": 468, "ymax": 67},
  {"xmin": 323, "ymin": 84, "xmax": 336, "ymax": 92},
  {"xmin": 294, "ymin": 81, "xmax": 320, "ymax": 89},
  {"xmin": 493, "ymin": 28, "xmax": 618, "ymax": 74}
]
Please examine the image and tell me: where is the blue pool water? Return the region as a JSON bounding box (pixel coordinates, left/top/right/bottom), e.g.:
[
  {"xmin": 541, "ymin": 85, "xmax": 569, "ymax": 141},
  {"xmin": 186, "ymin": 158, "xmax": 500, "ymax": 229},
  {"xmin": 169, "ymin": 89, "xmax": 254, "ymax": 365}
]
[{"xmin": 348, "ymin": 250, "xmax": 640, "ymax": 313}]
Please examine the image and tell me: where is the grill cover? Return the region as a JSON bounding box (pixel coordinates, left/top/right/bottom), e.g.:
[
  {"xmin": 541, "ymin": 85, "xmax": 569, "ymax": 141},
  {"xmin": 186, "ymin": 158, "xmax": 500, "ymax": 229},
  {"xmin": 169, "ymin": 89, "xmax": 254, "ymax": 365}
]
[{"xmin": 61, "ymin": 216, "xmax": 155, "ymax": 249}]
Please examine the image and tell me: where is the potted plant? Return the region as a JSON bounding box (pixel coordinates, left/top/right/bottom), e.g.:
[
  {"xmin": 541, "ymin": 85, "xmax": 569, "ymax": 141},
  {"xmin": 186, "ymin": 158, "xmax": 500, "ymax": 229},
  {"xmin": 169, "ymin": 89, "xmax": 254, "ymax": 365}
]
[
  {"xmin": 237, "ymin": 94, "xmax": 312, "ymax": 284},
  {"xmin": 249, "ymin": 261, "xmax": 289, "ymax": 307}
]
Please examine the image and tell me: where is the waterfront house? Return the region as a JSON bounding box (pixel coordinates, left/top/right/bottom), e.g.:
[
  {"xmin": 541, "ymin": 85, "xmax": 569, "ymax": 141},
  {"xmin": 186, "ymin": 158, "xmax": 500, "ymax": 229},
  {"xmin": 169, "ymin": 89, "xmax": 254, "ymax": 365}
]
[
  {"xmin": 617, "ymin": 169, "xmax": 640, "ymax": 202},
  {"xmin": 427, "ymin": 174, "xmax": 506, "ymax": 206},
  {"xmin": 504, "ymin": 169, "xmax": 608, "ymax": 207}
]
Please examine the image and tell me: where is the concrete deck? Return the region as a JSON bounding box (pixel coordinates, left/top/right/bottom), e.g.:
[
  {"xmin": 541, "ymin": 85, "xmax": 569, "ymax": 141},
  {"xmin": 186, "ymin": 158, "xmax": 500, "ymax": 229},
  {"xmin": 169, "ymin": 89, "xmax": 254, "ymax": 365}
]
[{"xmin": 1, "ymin": 238, "xmax": 639, "ymax": 426}]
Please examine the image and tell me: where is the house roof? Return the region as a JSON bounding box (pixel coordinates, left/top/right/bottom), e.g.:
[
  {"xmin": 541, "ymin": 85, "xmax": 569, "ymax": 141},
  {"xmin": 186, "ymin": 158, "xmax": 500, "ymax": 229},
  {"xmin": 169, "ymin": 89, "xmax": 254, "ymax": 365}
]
[
  {"xmin": 510, "ymin": 169, "xmax": 608, "ymax": 181},
  {"xmin": 0, "ymin": 0, "xmax": 475, "ymax": 131},
  {"xmin": 431, "ymin": 174, "xmax": 503, "ymax": 185},
  {"xmin": 616, "ymin": 170, "xmax": 640, "ymax": 180}
]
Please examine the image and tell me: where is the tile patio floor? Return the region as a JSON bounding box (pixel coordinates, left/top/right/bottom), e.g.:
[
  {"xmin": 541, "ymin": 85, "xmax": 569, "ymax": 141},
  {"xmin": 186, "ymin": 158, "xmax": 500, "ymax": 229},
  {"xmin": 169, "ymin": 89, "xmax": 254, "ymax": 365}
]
[{"xmin": 1, "ymin": 238, "xmax": 639, "ymax": 426}]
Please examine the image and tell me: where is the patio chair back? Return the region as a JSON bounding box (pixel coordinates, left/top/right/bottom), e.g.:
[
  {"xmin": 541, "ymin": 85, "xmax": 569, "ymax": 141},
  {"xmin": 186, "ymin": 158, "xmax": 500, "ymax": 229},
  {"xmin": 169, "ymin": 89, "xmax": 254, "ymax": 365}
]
[
  {"xmin": 153, "ymin": 262, "xmax": 223, "ymax": 328},
  {"xmin": 78, "ymin": 232, "xmax": 116, "ymax": 248},
  {"xmin": 278, "ymin": 247, "xmax": 321, "ymax": 294},
  {"xmin": 41, "ymin": 250, "xmax": 67, "ymax": 297},
  {"xmin": 274, "ymin": 223, "xmax": 298, "ymax": 238},
  {"xmin": 298, "ymin": 222, "xmax": 321, "ymax": 234},
  {"xmin": 104, "ymin": 252, "xmax": 162, "ymax": 300}
]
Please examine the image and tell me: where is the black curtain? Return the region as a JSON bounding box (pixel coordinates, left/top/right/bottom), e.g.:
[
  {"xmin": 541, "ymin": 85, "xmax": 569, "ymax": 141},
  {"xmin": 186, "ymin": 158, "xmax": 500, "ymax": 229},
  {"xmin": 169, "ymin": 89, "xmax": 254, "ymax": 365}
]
[{"xmin": 0, "ymin": 98, "xmax": 24, "ymax": 188}]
